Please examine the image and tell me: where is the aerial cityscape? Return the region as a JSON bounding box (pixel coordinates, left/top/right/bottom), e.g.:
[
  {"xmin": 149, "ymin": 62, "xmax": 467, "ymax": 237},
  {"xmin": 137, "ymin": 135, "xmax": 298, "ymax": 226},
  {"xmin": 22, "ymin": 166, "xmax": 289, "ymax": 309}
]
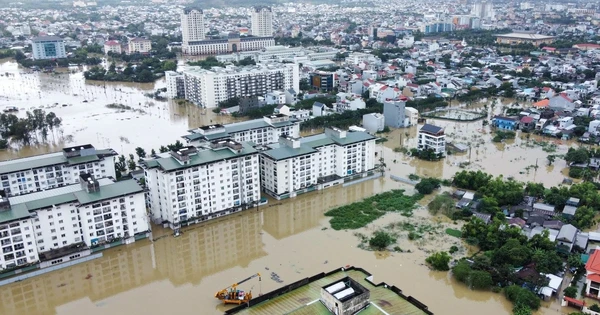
[{"xmin": 1, "ymin": 0, "xmax": 600, "ymax": 314}]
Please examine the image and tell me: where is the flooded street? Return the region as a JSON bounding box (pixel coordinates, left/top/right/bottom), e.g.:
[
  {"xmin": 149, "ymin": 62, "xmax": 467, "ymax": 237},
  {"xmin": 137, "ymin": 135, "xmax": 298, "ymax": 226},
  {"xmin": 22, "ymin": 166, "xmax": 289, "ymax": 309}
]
[
  {"xmin": 0, "ymin": 60, "xmax": 240, "ymax": 159},
  {"xmin": 0, "ymin": 62, "xmax": 580, "ymax": 315}
]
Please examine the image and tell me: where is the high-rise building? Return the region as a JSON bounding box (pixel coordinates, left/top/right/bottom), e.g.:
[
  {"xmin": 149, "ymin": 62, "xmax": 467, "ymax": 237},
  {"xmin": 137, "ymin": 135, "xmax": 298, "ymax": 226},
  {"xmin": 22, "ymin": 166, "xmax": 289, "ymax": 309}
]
[
  {"xmin": 31, "ymin": 36, "xmax": 67, "ymax": 60},
  {"xmin": 181, "ymin": 8, "xmax": 205, "ymax": 48},
  {"xmin": 471, "ymin": 1, "xmax": 494, "ymax": 20},
  {"xmin": 251, "ymin": 6, "xmax": 274, "ymax": 37}
]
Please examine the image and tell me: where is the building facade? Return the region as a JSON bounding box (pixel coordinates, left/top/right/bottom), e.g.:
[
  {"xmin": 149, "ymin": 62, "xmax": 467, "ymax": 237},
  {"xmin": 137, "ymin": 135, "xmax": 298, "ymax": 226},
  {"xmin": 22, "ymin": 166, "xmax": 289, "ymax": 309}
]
[
  {"xmin": 0, "ymin": 144, "xmax": 118, "ymax": 197},
  {"xmin": 0, "ymin": 175, "xmax": 149, "ymax": 271},
  {"xmin": 383, "ymin": 100, "xmax": 407, "ymax": 128},
  {"xmin": 141, "ymin": 141, "xmax": 260, "ymax": 230},
  {"xmin": 251, "ymin": 6, "xmax": 274, "ymax": 37},
  {"xmin": 182, "ymin": 63, "xmax": 299, "ymax": 108},
  {"xmin": 103, "ymin": 40, "xmax": 122, "ymax": 55},
  {"xmin": 259, "ymin": 128, "xmax": 377, "ymax": 200},
  {"xmin": 165, "ymin": 71, "xmax": 185, "ymax": 99},
  {"xmin": 181, "ymin": 8, "xmax": 205, "ymax": 50},
  {"xmin": 128, "ymin": 38, "xmax": 152, "ymax": 54},
  {"xmin": 362, "ymin": 113, "xmax": 385, "ymax": 134},
  {"xmin": 31, "ymin": 36, "xmax": 67, "ymax": 60},
  {"xmin": 417, "ymin": 124, "xmax": 446, "ymax": 155},
  {"xmin": 182, "ymin": 35, "xmax": 275, "ymax": 55},
  {"xmin": 183, "ymin": 114, "xmax": 300, "ymax": 146},
  {"xmin": 310, "ymin": 71, "xmax": 336, "ymax": 92}
]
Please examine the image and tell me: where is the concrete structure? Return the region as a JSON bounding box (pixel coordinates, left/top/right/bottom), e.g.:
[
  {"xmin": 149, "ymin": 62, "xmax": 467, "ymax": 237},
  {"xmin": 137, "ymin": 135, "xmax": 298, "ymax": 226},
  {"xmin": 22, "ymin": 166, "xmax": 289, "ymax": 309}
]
[
  {"xmin": 182, "ymin": 34, "xmax": 275, "ymax": 56},
  {"xmin": 265, "ymin": 91, "xmax": 286, "ymax": 105},
  {"xmin": 309, "ymin": 71, "xmax": 336, "ymax": 92},
  {"xmin": 215, "ymin": 46, "xmax": 338, "ymax": 64},
  {"xmin": 103, "ymin": 40, "xmax": 121, "ymax": 55},
  {"xmin": 31, "ymin": 36, "xmax": 66, "ymax": 60},
  {"xmin": 383, "ymin": 100, "xmax": 407, "ymax": 128},
  {"xmin": 495, "ymin": 33, "xmax": 556, "ymax": 45},
  {"xmin": 586, "ymin": 250, "xmax": 600, "ymax": 299},
  {"xmin": 471, "ymin": 1, "xmax": 494, "ymax": 19},
  {"xmin": 557, "ymin": 224, "xmax": 577, "ymax": 253},
  {"xmin": 251, "ymin": 6, "xmax": 273, "ymax": 37},
  {"xmin": 492, "ymin": 116, "xmax": 519, "ymax": 130},
  {"xmin": 321, "ymin": 277, "xmax": 370, "ymax": 315},
  {"xmin": 362, "ymin": 113, "xmax": 385, "ymax": 134},
  {"xmin": 181, "ymin": 8, "xmax": 205, "ymax": 49},
  {"xmin": 418, "ymin": 124, "xmax": 446, "ymax": 155},
  {"xmin": 259, "ymin": 128, "xmax": 376, "ymax": 200},
  {"xmin": 0, "ymin": 175, "xmax": 148, "ymax": 271},
  {"xmin": 0, "ymin": 144, "xmax": 118, "ymax": 197},
  {"xmin": 141, "ymin": 141, "xmax": 260, "ymax": 230},
  {"xmin": 183, "ymin": 114, "xmax": 300, "ymax": 146},
  {"xmin": 405, "ymin": 107, "xmax": 419, "ymax": 126},
  {"xmin": 128, "ymin": 38, "xmax": 152, "ymax": 54},
  {"xmin": 165, "ymin": 71, "xmax": 185, "ymax": 99},
  {"xmin": 182, "ymin": 63, "xmax": 299, "ymax": 108}
]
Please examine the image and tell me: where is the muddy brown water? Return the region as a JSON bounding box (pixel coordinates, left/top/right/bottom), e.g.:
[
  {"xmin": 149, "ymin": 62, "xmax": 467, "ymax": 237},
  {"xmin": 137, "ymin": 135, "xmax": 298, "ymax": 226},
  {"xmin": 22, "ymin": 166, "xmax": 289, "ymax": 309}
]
[{"xmin": 0, "ymin": 62, "xmax": 578, "ymax": 315}]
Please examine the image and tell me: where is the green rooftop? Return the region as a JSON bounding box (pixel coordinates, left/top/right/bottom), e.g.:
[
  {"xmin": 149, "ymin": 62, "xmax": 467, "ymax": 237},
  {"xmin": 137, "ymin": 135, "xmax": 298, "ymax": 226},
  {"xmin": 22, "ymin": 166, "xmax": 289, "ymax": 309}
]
[
  {"xmin": 228, "ymin": 268, "xmax": 431, "ymax": 315},
  {"xmin": 0, "ymin": 148, "xmax": 116, "ymax": 174}
]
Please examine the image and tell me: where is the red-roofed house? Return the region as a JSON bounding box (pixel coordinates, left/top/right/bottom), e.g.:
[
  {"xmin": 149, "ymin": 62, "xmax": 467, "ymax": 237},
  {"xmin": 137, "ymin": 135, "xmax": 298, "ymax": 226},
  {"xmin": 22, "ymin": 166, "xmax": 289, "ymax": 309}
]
[
  {"xmin": 585, "ymin": 250, "xmax": 600, "ymax": 298},
  {"xmin": 104, "ymin": 40, "xmax": 122, "ymax": 55},
  {"xmin": 520, "ymin": 116, "xmax": 536, "ymax": 131},
  {"xmin": 573, "ymin": 43, "xmax": 600, "ymax": 51}
]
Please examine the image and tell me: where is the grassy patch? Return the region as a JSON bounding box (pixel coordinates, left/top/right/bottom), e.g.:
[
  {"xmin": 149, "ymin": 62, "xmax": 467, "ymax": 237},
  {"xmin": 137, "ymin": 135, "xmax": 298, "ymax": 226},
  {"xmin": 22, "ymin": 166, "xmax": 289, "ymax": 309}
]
[
  {"xmin": 324, "ymin": 190, "xmax": 423, "ymax": 230},
  {"xmin": 446, "ymin": 228, "xmax": 462, "ymax": 238}
]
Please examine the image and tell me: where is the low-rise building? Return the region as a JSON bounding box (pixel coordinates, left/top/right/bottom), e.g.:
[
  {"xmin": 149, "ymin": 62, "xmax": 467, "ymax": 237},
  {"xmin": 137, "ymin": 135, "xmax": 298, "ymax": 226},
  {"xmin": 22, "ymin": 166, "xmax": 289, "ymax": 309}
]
[
  {"xmin": 141, "ymin": 141, "xmax": 260, "ymax": 230},
  {"xmin": 586, "ymin": 250, "xmax": 600, "ymax": 298},
  {"xmin": 128, "ymin": 38, "xmax": 152, "ymax": 54},
  {"xmin": 362, "ymin": 113, "xmax": 385, "ymax": 134},
  {"xmin": 495, "ymin": 33, "xmax": 556, "ymax": 46},
  {"xmin": 405, "ymin": 107, "xmax": 419, "ymax": 126},
  {"xmin": 103, "ymin": 40, "xmax": 122, "ymax": 55},
  {"xmin": 259, "ymin": 128, "xmax": 376, "ymax": 200},
  {"xmin": 31, "ymin": 36, "xmax": 67, "ymax": 60},
  {"xmin": 0, "ymin": 174, "xmax": 148, "ymax": 271},
  {"xmin": 0, "ymin": 144, "xmax": 118, "ymax": 197},
  {"xmin": 418, "ymin": 124, "xmax": 446, "ymax": 155},
  {"xmin": 183, "ymin": 114, "xmax": 300, "ymax": 146},
  {"xmin": 383, "ymin": 100, "xmax": 407, "ymax": 128}
]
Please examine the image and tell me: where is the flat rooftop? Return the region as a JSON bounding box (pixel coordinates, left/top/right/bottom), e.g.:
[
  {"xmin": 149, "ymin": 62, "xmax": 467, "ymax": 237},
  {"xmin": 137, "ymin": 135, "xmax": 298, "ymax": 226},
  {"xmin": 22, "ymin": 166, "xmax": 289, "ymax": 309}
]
[
  {"xmin": 184, "ymin": 117, "xmax": 300, "ymax": 142},
  {"xmin": 0, "ymin": 148, "xmax": 116, "ymax": 174},
  {"xmin": 227, "ymin": 267, "xmax": 431, "ymax": 315},
  {"xmin": 496, "ymin": 33, "xmax": 556, "ymax": 40}
]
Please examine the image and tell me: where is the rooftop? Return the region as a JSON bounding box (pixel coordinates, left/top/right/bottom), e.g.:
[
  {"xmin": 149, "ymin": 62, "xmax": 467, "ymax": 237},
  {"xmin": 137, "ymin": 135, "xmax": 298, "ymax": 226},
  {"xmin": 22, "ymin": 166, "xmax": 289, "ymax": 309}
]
[
  {"xmin": 184, "ymin": 117, "xmax": 299, "ymax": 142},
  {"xmin": 586, "ymin": 250, "xmax": 600, "ymax": 274},
  {"xmin": 32, "ymin": 35, "xmax": 63, "ymax": 42},
  {"xmin": 419, "ymin": 124, "xmax": 443, "ymax": 135},
  {"xmin": 0, "ymin": 146, "xmax": 116, "ymax": 174},
  {"xmin": 496, "ymin": 33, "xmax": 556, "ymax": 40},
  {"xmin": 227, "ymin": 267, "xmax": 431, "ymax": 315}
]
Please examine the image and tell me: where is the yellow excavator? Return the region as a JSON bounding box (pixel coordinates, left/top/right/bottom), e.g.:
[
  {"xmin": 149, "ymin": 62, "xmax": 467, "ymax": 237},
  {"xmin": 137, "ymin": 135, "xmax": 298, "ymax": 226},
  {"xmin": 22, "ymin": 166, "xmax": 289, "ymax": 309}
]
[{"xmin": 215, "ymin": 273, "xmax": 261, "ymax": 305}]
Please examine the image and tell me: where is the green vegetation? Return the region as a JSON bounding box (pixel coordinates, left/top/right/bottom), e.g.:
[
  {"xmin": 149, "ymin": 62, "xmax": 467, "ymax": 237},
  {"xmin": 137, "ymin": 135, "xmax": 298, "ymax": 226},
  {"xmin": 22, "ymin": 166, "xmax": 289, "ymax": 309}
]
[
  {"xmin": 425, "ymin": 252, "xmax": 451, "ymax": 271},
  {"xmin": 15, "ymin": 49, "xmax": 101, "ymax": 68},
  {"xmin": 492, "ymin": 130, "xmax": 516, "ymax": 143},
  {"xmin": 188, "ymin": 56, "xmax": 225, "ymax": 69},
  {"xmin": 445, "ymin": 228, "xmax": 462, "ymax": 238},
  {"xmin": 410, "ymin": 148, "xmax": 444, "ymax": 161},
  {"xmin": 406, "ymin": 96, "xmax": 449, "ymax": 112},
  {"xmin": 563, "ymin": 286, "xmax": 578, "ymax": 298},
  {"xmin": 369, "ymin": 231, "xmax": 396, "ymax": 250},
  {"xmin": 415, "ymin": 177, "xmax": 441, "ymax": 195},
  {"xmin": 300, "ymin": 101, "xmax": 383, "ymax": 131},
  {"xmin": 0, "ymin": 110, "xmax": 62, "ymax": 146},
  {"xmin": 504, "ymin": 285, "xmax": 541, "ymax": 311},
  {"xmin": 84, "ymin": 59, "xmax": 173, "ymax": 82},
  {"xmin": 324, "ymin": 190, "xmax": 423, "ymax": 230}
]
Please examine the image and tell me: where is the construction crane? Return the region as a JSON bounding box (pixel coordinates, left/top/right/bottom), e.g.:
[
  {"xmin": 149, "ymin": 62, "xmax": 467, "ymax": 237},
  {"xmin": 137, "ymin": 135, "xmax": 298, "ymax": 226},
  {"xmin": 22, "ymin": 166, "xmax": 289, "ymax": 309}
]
[{"xmin": 215, "ymin": 273, "xmax": 261, "ymax": 305}]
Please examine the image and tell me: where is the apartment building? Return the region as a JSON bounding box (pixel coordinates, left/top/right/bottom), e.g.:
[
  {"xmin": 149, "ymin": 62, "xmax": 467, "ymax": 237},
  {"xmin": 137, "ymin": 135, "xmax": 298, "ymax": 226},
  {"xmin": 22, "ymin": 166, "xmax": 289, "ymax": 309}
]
[
  {"xmin": 181, "ymin": 63, "xmax": 299, "ymax": 108},
  {"xmin": 181, "ymin": 8, "xmax": 205, "ymax": 46},
  {"xmin": 0, "ymin": 174, "xmax": 148, "ymax": 271},
  {"xmin": 259, "ymin": 128, "xmax": 377, "ymax": 200},
  {"xmin": 183, "ymin": 114, "xmax": 300, "ymax": 146},
  {"xmin": 417, "ymin": 124, "xmax": 446, "ymax": 155},
  {"xmin": 165, "ymin": 71, "xmax": 185, "ymax": 98},
  {"xmin": 31, "ymin": 36, "xmax": 66, "ymax": 60},
  {"xmin": 0, "ymin": 144, "xmax": 118, "ymax": 197},
  {"xmin": 141, "ymin": 141, "xmax": 260, "ymax": 230},
  {"xmin": 128, "ymin": 38, "xmax": 152, "ymax": 54},
  {"xmin": 251, "ymin": 6, "xmax": 274, "ymax": 37}
]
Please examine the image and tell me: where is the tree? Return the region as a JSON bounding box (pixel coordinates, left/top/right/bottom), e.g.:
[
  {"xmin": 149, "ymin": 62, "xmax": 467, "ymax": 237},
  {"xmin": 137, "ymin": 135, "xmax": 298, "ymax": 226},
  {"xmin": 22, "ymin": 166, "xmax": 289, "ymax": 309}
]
[
  {"xmin": 135, "ymin": 147, "xmax": 147, "ymax": 159},
  {"xmin": 513, "ymin": 304, "xmax": 532, "ymax": 315},
  {"xmin": 565, "ymin": 148, "xmax": 590, "ymax": 164},
  {"xmin": 531, "ymin": 249, "xmax": 562, "ymax": 274},
  {"xmin": 428, "ymin": 193, "xmax": 455, "ymax": 216},
  {"xmin": 426, "ymin": 252, "xmax": 451, "ymax": 271},
  {"xmin": 151, "ymin": 149, "xmax": 156, "ymax": 156},
  {"xmin": 415, "ymin": 177, "xmax": 441, "ymax": 194},
  {"xmin": 469, "ymin": 270, "xmax": 493, "ymax": 290},
  {"xmin": 452, "ymin": 260, "xmax": 472, "ymax": 283},
  {"xmin": 369, "ymin": 231, "xmax": 395, "ymax": 250},
  {"xmin": 564, "ymin": 286, "xmax": 578, "ymax": 298},
  {"xmin": 162, "ymin": 61, "xmax": 177, "ymax": 71},
  {"xmin": 504, "ymin": 285, "xmax": 541, "ymax": 310},
  {"xmin": 127, "ymin": 159, "xmax": 137, "ymax": 171},
  {"xmin": 159, "ymin": 145, "xmax": 168, "ymax": 153},
  {"xmin": 525, "ymin": 182, "xmax": 544, "ymax": 198},
  {"xmin": 572, "ymin": 206, "xmax": 596, "ymax": 230}
]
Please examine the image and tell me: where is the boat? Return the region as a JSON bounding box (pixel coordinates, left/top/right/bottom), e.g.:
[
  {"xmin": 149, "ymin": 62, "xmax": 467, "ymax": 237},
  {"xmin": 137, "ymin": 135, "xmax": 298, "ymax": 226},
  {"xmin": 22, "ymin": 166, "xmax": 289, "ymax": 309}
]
[{"xmin": 3, "ymin": 106, "xmax": 18, "ymax": 113}]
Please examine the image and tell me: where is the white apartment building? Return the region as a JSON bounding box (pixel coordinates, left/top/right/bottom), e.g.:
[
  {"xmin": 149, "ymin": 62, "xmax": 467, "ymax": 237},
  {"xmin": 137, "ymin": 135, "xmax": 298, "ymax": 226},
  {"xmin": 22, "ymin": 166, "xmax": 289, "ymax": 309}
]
[
  {"xmin": 31, "ymin": 36, "xmax": 67, "ymax": 60},
  {"xmin": 181, "ymin": 63, "xmax": 299, "ymax": 108},
  {"xmin": 259, "ymin": 128, "xmax": 377, "ymax": 200},
  {"xmin": 0, "ymin": 175, "xmax": 148, "ymax": 271},
  {"xmin": 418, "ymin": 124, "xmax": 446, "ymax": 155},
  {"xmin": 183, "ymin": 114, "xmax": 300, "ymax": 146},
  {"xmin": 0, "ymin": 144, "xmax": 118, "ymax": 197},
  {"xmin": 141, "ymin": 141, "xmax": 261, "ymax": 230},
  {"xmin": 215, "ymin": 46, "xmax": 338, "ymax": 64},
  {"xmin": 165, "ymin": 71, "xmax": 185, "ymax": 99},
  {"xmin": 251, "ymin": 6, "xmax": 274, "ymax": 37},
  {"xmin": 128, "ymin": 38, "xmax": 152, "ymax": 54},
  {"xmin": 181, "ymin": 8, "xmax": 206, "ymax": 47}
]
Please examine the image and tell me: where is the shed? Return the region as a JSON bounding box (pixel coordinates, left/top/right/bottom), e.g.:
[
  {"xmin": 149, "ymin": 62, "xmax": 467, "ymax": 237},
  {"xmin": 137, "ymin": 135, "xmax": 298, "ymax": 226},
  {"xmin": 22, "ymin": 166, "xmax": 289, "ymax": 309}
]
[
  {"xmin": 533, "ymin": 203, "xmax": 556, "ymax": 216},
  {"xmin": 567, "ymin": 197, "xmax": 580, "ymax": 207},
  {"xmin": 563, "ymin": 205, "xmax": 577, "ymax": 217}
]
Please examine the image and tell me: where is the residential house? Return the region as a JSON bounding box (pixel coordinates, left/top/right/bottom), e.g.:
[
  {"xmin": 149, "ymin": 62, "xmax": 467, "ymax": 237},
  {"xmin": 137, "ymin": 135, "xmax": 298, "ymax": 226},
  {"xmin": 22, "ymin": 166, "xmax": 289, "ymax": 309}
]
[
  {"xmin": 266, "ymin": 91, "xmax": 286, "ymax": 105},
  {"xmin": 520, "ymin": 116, "xmax": 536, "ymax": 131},
  {"xmin": 274, "ymin": 104, "xmax": 290, "ymax": 116},
  {"xmin": 549, "ymin": 94, "xmax": 575, "ymax": 112},
  {"xmin": 313, "ymin": 102, "xmax": 329, "ymax": 117},
  {"xmin": 362, "ymin": 113, "xmax": 385, "ymax": 134},
  {"xmin": 104, "ymin": 40, "xmax": 121, "ymax": 55},
  {"xmin": 405, "ymin": 107, "xmax": 419, "ymax": 126},
  {"xmin": 533, "ymin": 203, "xmax": 556, "ymax": 216},
  {"xmin": 383, "ymin": 100, "xmax": 407, "ymax": 128},
  {"xmin": 585, "ymin": 250, "xmax": 600, "ymax": 298},
  {"xmin": 285, "ymin": 88, "xmax": 297, "ymax": 105},
  {"xmin": 493, "ymin": 116, "xmax": 519, "ymax": 130},
  {"xmin": 562, "ymin": 205, "xmax": 577, "ymax": 219},
  {"xmin": 418, "ymin": 124, "xmax": 446, "ymax": 155},
  {"xmin": 557, "ymin": 224, "xmax": 577, "ymax": 253}
]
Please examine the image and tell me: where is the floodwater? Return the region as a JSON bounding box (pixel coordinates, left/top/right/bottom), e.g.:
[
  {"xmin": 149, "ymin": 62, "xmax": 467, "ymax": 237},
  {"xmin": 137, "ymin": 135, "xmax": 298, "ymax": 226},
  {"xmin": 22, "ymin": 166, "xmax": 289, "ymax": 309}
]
[
  {"xmin": 0, "ymin": 60, "xmax": 240, "ymax": 159},
  {"xmin": 0, "ymin": 62, "xmax": 580, "ymax": 315}
]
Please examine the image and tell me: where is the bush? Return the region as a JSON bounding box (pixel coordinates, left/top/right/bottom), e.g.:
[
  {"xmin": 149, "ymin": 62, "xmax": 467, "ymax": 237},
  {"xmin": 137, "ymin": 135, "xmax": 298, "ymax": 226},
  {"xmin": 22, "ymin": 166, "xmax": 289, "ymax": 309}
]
[
  {"xmin": 564, "ymin": 286, "xmax": 578, "ymax": 298},
  {"xmin": 428, "ymin": 193, "xmax": 456, "ymax": 216},
  {"xmin": 469, "ymin": 270, "xmax": 493, "ymax": 290},
  {"xmin": 415, "ymin": 177, "xmax": 441, "ymax": 194},
  {"xmin": 369, "ymin": 231, "xmax": 395, "ymax": 250},
  {"xmin": 569, "ymin": 168, "xmax": 583, "ymax": 179},
  {"xmin": 452, "ymin": 260, "xmax": 472, "ymax": 283},
  {"xmin": 449, "ymin": 245, "xmax": 459, "ymax": 254},
  {"xmin": 425, "ymin": 252, "xmax": 451, "ymax": 271},
  {"xmin": 446, "ymin": 228, "xmax": 462, "ymax": 238},
  {"xmin": 504, "ymin": 285, "xmax": 541, "ymax": 310},
  {"xmin": 591, "ymin": 304, "xmax": 600, "ymax": 312}
]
